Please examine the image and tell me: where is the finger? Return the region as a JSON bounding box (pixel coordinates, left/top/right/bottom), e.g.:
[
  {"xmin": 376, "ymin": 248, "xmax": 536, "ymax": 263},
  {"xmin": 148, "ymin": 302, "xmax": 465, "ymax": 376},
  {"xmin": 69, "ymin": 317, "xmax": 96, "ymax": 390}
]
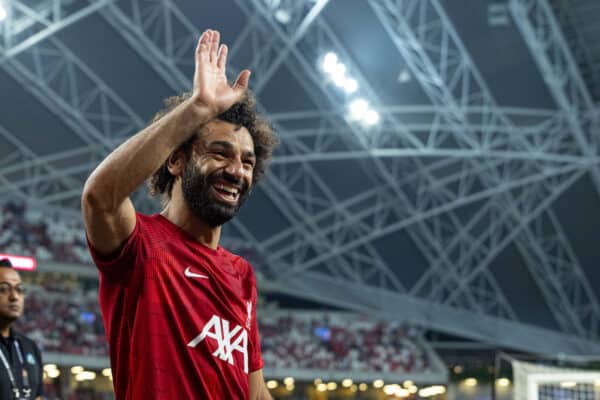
[
  {"xmin": 233, "ymin": 69, "xmax": 251, "ymax": 90},
  {"xmin": 196, "ymin": 30, "xmax": 210, "ymax": 62},
  {"xmin": 209, "ymin": 30, "xmax": 220, "ymax": 63},
  {"xmin": 217, "ymin": 44, "xmax": 227, "ymax": 70}
]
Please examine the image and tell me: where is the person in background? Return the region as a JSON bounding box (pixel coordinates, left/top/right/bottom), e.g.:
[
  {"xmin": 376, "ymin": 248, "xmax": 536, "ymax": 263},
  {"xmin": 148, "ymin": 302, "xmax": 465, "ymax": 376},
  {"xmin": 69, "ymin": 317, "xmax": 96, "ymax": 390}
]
[{"xmin": 0, "ymin": 258, "xmax": 44, "ymax": 400}]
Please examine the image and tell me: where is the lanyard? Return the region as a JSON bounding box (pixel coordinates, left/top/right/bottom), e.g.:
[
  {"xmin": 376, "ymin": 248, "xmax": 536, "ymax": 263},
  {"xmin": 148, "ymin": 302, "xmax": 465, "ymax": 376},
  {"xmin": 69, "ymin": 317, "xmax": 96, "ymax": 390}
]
[{"xmin": 0, "ymin": 340, "xmax": 31, "ymax": 399}]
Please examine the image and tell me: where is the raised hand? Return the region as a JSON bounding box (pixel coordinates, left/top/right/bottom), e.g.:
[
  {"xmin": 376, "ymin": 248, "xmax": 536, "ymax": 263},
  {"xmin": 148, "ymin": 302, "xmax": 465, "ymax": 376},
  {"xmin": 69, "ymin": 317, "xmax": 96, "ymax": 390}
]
[{"xmin": 192, "ymin": 29, "xmax": 251, "ymax": 115}]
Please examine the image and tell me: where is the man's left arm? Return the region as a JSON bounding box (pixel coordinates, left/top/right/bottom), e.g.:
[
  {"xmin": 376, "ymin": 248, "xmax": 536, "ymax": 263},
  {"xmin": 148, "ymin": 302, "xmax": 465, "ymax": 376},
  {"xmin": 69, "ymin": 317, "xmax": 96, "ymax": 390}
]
[{"xmin": 249, "ymin": 369, "xmax": 272, "ymax": 400}]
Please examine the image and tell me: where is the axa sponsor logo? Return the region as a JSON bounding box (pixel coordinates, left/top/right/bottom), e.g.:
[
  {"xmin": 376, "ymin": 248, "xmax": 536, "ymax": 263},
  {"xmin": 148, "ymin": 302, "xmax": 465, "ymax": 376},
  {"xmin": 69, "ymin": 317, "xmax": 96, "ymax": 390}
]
[{"xmin": 187, "ymin": 315, "xmax": 249, "ymax": 374}]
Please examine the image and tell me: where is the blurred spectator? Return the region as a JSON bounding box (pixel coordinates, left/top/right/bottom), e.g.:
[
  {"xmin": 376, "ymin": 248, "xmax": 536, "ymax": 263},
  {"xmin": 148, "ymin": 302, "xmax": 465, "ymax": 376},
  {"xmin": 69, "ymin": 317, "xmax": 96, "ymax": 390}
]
[
  {"xmin": 260, "ymin": 312, "xmax": 430, "ymax": 373},
  {"xmin": 0, "ymin": 201, "xmax": 90, "ymax": 264}
]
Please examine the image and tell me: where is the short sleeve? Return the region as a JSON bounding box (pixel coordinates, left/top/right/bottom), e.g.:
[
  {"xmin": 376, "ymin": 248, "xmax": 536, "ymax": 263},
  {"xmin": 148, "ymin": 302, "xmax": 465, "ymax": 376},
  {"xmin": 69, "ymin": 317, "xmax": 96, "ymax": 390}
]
[{"xmin": 86, "ymin": 213, "xmax": 144, "ymax": 277}]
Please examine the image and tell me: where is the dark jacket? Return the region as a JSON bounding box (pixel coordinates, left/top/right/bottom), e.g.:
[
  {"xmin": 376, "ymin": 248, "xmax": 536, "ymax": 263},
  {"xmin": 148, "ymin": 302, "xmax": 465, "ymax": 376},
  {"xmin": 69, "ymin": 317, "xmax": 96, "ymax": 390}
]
[{"xmin": 0, "ymin": 329, "xmax": 43, "ymax": 399}]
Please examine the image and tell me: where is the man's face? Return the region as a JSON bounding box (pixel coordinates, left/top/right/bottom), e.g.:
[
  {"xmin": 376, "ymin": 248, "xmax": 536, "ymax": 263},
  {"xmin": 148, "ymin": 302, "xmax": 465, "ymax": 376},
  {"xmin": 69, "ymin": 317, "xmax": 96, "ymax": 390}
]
[
  {"xmin": 0, "ymin": 268, "xmax": 24, "ymax": 322},
  {"xmin": 181, "ymin": 120, "xmax": 256, "ymax": 227}
]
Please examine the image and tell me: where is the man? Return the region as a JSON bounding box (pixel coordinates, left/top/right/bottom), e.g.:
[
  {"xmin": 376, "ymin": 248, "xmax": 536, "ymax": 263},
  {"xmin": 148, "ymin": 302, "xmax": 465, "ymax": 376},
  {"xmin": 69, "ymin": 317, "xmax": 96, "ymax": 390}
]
[
  {"xmin": 0, "ymin": 259, "xmax": 44, "ymax": 400},
  {"xmin": 82, "ymin": 29, "xmax": 277, "ymax": 399}
]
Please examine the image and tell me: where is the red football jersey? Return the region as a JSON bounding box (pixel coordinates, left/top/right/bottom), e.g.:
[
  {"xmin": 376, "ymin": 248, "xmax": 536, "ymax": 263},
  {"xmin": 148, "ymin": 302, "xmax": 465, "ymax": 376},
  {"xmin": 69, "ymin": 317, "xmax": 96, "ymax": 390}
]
[{"xmin": 88, "ymin": 213, "xmax": 263, "ymax": 399}]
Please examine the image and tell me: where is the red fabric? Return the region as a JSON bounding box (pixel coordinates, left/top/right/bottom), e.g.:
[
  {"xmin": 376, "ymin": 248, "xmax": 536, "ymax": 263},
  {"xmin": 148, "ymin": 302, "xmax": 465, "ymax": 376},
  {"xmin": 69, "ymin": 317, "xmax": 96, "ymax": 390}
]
[{"xmin": 88, "ymin": 213, "xmax": 263, "ymax": 400}]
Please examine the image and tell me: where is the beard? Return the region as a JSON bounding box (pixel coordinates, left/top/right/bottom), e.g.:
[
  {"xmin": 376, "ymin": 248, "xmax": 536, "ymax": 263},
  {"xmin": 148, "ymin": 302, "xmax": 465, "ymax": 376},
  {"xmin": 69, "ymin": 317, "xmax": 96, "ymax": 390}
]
[{"xmin": 181, "ymin": 161, "xmax": 250, "ymax": 227}]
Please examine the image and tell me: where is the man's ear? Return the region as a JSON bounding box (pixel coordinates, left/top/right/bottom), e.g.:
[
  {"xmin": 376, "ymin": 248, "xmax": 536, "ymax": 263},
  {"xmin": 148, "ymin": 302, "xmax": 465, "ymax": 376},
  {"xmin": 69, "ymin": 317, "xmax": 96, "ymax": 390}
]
[{"xmin": 166, "ymin": 150, "xmax": 186, "ymax": 177}]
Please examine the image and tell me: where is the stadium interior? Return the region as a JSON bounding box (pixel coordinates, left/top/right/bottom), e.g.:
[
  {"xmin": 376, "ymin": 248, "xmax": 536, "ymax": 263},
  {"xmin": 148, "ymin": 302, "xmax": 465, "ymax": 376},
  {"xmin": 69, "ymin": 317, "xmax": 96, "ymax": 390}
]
[{"xmin": 2, "ymin": 0, "xmax": 600, "ymax": 399}]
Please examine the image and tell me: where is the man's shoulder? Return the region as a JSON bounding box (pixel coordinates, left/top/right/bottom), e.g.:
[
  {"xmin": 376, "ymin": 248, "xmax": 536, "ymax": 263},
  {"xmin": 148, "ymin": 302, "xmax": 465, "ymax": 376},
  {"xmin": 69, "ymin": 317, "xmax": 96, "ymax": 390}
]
[
  {"xmin": 219, "ymin": 248, "xmax": 257, "ymax": 280},
  {"xmin": 220, "ymin": 247, "xmax": 250, "ymax": 266}
]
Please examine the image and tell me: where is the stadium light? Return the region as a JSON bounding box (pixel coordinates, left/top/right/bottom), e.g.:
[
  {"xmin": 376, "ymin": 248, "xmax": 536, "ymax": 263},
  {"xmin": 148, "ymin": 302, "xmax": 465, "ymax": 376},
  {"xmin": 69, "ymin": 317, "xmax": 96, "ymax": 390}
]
[
  {"xmin": 274, "ymin": 9, "xmax": 291, "ymax": 24},
  {"xmin": 283, "ymin": 377, "xmax": 294, "ymax": 385},
  {"xmin": 342, "ymin": 78, "xmax": 358, "ymax": 94},
  {"xmin": 0, "ymin": 4, "xmax": 7, "ymax": 22},
  {"xmin": 364, "ymin": 109, "xmax": 380, "ymax": 126},
  {"xmin": 322, "ymin": 52, "xmax": 338, "ymax": 73},
  {"xmin": 418, "ymin": 385, "xmax": 446, "ymax": 397},
  {"xmin": 496, "ymin": 377, "xmax": 510, "ymax": 387},
  {"xmin": 348, "ymin": 98, "xmax": 369, "ymax": 120},
  {"xmin": 75, "ymin": 371, "xmax": 96, "ymax": 381},
  {"xmin": 266, "ymin": 380, "xmax": 278, "ymax": 389},
  {"xmin": 383, "ymin": 385, "xmax": 396, "ymax": 395},
  {"xmin": 71, "ymin": 366, "xmax": 84, "ymax": 374},
  {"xmin": 44, "ymin": 364, "xmax": 60, "ymax": 379},
  {"xmin": 464, "ymin": 378, "xmax": 477, "ymax": 387},
  {"xmin": 347, "ymin": 99, "xmax": 380, "ymax": 127}
]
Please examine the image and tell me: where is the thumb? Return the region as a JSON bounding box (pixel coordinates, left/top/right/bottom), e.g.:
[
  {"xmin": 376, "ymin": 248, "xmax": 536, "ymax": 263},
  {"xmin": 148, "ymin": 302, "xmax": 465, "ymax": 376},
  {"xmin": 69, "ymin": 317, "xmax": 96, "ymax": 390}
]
[{"xmin": 233, "ymin": 69, "xmax": 251, "ymax": 90}]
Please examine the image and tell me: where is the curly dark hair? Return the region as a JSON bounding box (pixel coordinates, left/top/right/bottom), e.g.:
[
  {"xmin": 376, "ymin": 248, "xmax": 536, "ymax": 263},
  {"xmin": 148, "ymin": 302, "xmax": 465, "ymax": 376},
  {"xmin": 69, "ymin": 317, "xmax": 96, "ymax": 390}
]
[{"xmin": 148, "ymin": 91, "xmax": 278, "ymax": 202}]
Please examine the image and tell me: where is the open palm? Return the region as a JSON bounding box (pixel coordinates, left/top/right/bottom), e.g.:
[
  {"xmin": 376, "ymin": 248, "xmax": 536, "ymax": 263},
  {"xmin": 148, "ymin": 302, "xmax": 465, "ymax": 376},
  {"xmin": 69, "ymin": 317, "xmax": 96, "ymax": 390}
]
[{"xmin": 193, "ymin": 30, "xmax": 250, "ymax": 114}]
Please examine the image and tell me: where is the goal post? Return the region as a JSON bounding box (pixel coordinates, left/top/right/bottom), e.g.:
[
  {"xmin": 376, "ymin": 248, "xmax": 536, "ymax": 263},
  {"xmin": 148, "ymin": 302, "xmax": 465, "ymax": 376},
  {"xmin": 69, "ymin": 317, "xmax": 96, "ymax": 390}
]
[{"xmin": 495, "ymin": 353, "xmax": 600, "ymax": 400}]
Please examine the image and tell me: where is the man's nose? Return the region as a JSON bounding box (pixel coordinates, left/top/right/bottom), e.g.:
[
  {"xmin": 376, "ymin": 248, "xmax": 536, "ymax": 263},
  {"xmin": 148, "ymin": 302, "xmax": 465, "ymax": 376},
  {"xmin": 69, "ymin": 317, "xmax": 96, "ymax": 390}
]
[{"xmin": 224, "ymin": 158, "xmax": 244, "ymax": 179}]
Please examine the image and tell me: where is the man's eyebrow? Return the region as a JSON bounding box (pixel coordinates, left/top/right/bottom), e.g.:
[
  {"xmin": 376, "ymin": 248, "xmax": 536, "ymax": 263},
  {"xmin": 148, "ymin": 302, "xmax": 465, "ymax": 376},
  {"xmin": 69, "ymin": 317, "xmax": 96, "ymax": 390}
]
[
  {"xmin": 207, "ymin": 140, "xmax": 234, "ymax": 150},
  {"xmin": 243, "ymin": 150, "xmax": 256, "ymax": 160},
  {"xmin": 208, "ymin": 141, "xmax": 256, "ymax": 159}
]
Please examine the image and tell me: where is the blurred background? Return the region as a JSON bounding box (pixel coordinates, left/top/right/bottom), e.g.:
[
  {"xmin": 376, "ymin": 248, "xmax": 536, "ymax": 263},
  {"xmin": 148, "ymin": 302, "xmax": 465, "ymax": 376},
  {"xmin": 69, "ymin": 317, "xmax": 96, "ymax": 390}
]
[{"xmin": 1, "ymin": 0, "xmax": 600, "ymax": 399}]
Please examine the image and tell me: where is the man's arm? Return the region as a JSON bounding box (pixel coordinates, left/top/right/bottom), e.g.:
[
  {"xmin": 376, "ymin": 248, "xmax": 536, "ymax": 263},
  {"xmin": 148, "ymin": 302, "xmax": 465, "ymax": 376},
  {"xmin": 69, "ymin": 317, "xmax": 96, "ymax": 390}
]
[
  {"xmin": 249, "ymin": 369, "xmax": 273, "ymax": 400},
  {"xmin": 81, "ymin": 30, "xmax": 250, "ymax": 255}
]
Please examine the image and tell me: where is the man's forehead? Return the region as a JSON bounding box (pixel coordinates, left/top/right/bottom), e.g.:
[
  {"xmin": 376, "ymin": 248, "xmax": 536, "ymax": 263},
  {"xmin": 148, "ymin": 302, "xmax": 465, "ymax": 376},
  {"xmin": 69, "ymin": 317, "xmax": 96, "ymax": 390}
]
[
  {"xmin": 197, "ymin": 120, "xmax": 254, "ymax": 148},
  {"xmin": 0, "ymin": 269, "xmax": 21, "ymax": 282}
]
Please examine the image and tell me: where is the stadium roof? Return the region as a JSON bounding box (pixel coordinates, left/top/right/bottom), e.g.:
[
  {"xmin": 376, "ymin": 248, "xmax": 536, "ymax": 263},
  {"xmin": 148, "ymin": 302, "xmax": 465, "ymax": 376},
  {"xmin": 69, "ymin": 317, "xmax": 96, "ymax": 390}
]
[{"xmin": 1, "ymin": 0, "xmax": 600, "ymax": 355}]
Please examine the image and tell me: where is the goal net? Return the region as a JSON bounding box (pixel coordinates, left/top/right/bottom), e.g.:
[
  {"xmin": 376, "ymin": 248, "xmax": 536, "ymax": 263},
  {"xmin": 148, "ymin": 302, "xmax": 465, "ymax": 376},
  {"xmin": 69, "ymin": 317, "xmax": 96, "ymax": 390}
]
[{"xmin": 497, "ymin": 354, "xmax": 600, "ymax": 400}]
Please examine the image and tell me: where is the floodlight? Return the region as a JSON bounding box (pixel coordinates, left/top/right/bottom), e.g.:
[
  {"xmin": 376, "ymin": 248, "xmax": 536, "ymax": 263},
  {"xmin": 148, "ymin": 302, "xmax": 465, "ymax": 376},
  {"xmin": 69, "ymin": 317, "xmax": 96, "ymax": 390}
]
[
  {"xmin": 364, "ymin": 109, "xmax": 380, "ymax": 126},
  {"xmin": 343, "ymin": 78, "xmax": 358, "ymax": 94},
  {"xmin": 322, "ymin": 52, "xmax": 338, "ymax": 73},
  {"xmin": 348, "ymin": 98, "xmax": 369, "ymax": 120}
]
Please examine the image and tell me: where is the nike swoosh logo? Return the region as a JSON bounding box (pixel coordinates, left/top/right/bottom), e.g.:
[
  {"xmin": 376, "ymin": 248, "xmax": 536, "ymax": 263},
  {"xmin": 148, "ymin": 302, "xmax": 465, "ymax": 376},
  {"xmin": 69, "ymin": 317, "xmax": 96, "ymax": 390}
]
[{"xmin": 184, "ymin": 267, "xmax": 209, "ymax": 279}]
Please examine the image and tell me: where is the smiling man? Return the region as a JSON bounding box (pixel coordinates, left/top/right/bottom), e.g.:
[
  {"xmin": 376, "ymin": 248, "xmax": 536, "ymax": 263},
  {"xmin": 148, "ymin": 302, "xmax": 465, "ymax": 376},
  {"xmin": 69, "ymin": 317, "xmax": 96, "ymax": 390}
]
[{"xmin": 82, "ymin": 30, "xmax": 277, "ymax": 399}]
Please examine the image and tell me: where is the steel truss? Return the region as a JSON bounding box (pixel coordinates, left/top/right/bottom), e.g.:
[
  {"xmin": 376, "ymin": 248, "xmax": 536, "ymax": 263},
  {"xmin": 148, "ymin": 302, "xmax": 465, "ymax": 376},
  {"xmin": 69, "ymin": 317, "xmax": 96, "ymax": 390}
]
[
  {"xmin": 232, "ymin": 3, "xmax": 596, "ymax": 350},
  {"xmin": 0, "ymin": 0, "xmax": 598, "ymax": 353},
  {"xmin": 508, "ymin": 0, "xmax": 600, "ymax": 338},
  {"xmin": 370, "ymin": 0, "xmax": 599, "ymax": 340},
  {"xmin": 0, "ymin": 1, "xmax": 114, "ymax": 60}
]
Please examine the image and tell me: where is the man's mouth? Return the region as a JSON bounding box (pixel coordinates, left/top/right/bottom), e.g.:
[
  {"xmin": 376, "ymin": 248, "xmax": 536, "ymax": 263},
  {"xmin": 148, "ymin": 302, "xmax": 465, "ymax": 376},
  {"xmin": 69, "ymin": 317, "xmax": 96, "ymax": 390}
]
[{"xmin": 211, "ymin": 181, "xmax": 241, "ymax": 204}]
